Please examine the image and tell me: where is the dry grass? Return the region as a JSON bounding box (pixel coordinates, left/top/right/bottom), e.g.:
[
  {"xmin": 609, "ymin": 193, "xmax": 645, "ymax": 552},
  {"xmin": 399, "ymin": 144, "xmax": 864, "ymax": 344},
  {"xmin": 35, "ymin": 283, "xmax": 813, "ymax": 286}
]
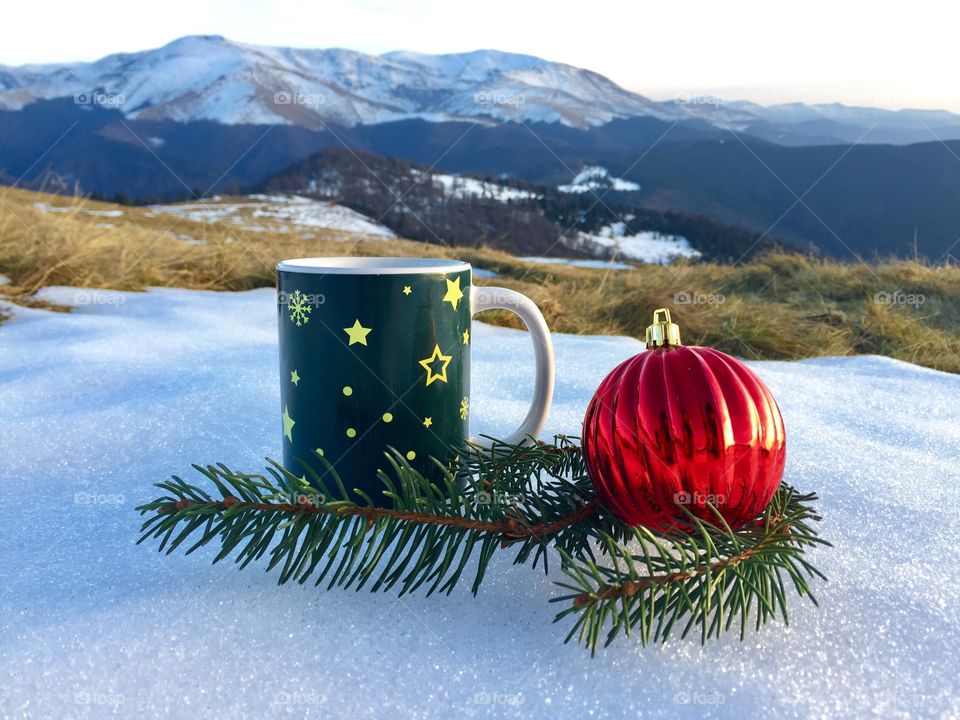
[{"xmin": 3, "ymin": 188, "xmax": 960, "ymax": 373}]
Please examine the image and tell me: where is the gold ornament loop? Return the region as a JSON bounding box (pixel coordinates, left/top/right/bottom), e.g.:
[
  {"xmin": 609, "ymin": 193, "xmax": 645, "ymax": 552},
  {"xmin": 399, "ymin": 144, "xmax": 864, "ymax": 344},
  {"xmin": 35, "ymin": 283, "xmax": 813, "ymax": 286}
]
[{"xmin": 645, "ymin": 308, "xmax": 682, "ymax": 348}]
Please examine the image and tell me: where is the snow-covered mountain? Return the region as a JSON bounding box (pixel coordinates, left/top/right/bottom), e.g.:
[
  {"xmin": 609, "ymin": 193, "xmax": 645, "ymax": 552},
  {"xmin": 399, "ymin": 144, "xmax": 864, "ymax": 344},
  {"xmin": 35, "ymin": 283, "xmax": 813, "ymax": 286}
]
[
  {"xmin": 3, "ymin": 34, "xmax": 959, "ymax": 142},
  {"xmin": 0, "ymin": 35, "xmax": 676, "ymax": 129}
]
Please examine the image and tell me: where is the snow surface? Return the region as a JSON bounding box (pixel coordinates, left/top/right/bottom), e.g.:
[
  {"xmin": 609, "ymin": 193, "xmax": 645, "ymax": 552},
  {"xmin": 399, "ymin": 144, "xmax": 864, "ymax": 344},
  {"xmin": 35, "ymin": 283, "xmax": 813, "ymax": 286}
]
[
  {"xmin": 149, "ymin": 195, "xmax": 395, "ymax": 238},
  {"xmin": 1, "ymin": 287, "xmax": 959, "ymax": 719}
]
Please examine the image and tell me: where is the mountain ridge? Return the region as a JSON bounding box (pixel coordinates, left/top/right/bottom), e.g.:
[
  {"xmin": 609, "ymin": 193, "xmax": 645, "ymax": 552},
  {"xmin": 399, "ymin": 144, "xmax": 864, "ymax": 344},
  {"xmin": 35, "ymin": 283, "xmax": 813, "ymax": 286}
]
[
  {"xmin": 3, "ymin": 35, "xmax": 960, "ymax": 143},
  {"xmin": 3, "ymin": 99, "xmax": 959, "ymax": 260}
]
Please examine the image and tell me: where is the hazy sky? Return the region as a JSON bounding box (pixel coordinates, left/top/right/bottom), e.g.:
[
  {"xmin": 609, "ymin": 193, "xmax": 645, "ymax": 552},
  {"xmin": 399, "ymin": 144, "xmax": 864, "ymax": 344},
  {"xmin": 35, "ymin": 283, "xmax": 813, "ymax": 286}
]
[{"xmin": 3, "ymin": 0, "xmax": 957, "ymax": 112}]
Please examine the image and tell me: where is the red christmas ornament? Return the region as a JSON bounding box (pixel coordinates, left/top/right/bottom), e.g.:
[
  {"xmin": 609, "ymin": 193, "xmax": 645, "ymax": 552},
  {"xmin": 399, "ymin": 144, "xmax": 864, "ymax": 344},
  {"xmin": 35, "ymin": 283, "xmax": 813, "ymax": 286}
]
[{"xmin": 582, "ymin": 309, "xmax": 785, "ymax": 532}]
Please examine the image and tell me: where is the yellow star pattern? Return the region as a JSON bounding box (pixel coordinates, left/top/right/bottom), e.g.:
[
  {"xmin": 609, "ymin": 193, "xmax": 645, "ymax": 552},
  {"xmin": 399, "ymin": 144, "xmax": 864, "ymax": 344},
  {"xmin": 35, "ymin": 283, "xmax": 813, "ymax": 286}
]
[
  {"xmin": 402, "ymin": 285, "xmax": 412, "ymax": 295},
  {"xmin": 462, "ymin": 329, "xmax": 470, "ymax": 345},
  {"xmin": 343, "ymin": 319, "xmax": 372, "ymax": 346},
  {"xmin": 418, "ymin": 344, "xmax": 452, "ymax": 386},
  {"xmin": 422, "ymin": 417, "xmax": 433, "ymax": 428},
  {"xmin": 290, "ymin": 369, "xmax": 300, "ymax": 386},
  {"xmin": 442, "ymin": 277, "xmax": 464, "ymax": 310},
  {"xmin": 282, "ymin": 405, "xmax": 295, "ymax": 442}
]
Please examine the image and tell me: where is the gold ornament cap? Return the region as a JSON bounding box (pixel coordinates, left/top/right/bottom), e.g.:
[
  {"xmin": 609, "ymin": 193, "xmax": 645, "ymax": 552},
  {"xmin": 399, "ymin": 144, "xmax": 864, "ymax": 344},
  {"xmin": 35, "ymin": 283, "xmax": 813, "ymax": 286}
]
[{"xmin": 645, "ymin": 308, "xmax": 681, "ymax": 348}]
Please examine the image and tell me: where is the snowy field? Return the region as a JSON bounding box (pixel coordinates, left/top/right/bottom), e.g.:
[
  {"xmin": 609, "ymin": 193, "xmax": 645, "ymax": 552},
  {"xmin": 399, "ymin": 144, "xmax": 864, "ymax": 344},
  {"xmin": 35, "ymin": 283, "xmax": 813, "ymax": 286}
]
[
  {"xmin": 1, "ymin": 287, "xmax": 959, "ymax": 719},
  {"xmin": 566, "ymin": 223, "xmax": 701, "ymax": 265},
  {"xmin": 148, "ymin": 195, "xmax": 395, "ymax": 238},
  {"xmin": 430, "ymin": 174, "xmax": 540, "ymax": 202}
]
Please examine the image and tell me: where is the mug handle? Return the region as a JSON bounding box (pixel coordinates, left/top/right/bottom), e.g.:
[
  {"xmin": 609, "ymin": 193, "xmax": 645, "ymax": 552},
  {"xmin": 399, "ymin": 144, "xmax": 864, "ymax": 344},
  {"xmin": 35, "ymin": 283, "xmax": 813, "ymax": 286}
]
[{"xmin": 469, "ymin": 285, "xmax": 555, "ymax": 446}]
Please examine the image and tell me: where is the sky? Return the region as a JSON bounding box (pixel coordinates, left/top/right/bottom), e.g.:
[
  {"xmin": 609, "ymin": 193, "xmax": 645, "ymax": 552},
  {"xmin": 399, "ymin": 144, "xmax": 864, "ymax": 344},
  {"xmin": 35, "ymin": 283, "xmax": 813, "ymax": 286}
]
[{"xmin": 2, "ymin": 0, "xmax": 957, "ymax": 112}]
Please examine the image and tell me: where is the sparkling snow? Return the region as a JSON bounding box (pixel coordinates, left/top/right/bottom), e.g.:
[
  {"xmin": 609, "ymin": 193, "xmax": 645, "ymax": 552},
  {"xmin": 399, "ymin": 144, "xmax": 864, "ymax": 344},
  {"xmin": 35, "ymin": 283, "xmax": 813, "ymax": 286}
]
[
  {"xmin": 1, "ymin": 287, "xmax": 958, "ymax": 719},
  {"xmin": 149, "ymin": 195, "xmax": 395, "ymax": 238}
]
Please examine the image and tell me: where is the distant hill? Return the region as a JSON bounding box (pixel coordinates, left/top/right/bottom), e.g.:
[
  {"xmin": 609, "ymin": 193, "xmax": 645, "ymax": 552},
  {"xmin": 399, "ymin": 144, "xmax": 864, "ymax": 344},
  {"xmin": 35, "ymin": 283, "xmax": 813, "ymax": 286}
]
[
  {"xmin": 2, "ymin": 102, "xmax": 959, "ymax": 261},
  {"xmin": 260, "ymin": 146, "xmax": 769, "ymax": 262}
]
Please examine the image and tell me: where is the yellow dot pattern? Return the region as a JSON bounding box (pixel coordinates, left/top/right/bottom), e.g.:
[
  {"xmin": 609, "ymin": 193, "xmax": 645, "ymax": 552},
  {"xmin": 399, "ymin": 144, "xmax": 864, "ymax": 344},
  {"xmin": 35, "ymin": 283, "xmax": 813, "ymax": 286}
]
[
  {"xmin": 406, "ymin": 450, "xmax": 416, "ymax": 461},
  {"xmin": 382, "ymin": 412, "xmax": 393, "ymax": 423},
  {"xmin": 342, "ymin": 386, "xmax": 353, "ymax": 396},
  {"xmin": 346, "ymin": 427, "xmax": 357, "ymax": 438}
]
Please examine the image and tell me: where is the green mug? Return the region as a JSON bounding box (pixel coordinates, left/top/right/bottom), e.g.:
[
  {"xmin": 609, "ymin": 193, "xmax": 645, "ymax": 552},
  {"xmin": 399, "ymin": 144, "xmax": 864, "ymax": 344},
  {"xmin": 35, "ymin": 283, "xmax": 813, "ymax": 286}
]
[{"xmin": 276, "ymin": 257, "xmax": 554, "ymax": 503}]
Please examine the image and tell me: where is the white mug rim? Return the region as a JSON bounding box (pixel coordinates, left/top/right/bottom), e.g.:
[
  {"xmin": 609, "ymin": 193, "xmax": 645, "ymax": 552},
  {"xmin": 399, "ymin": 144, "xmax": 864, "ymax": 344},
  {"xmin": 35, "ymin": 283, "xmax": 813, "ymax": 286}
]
[{"xmin": 277, "ymin": 257, "xmax": 471, "ymax": 275}]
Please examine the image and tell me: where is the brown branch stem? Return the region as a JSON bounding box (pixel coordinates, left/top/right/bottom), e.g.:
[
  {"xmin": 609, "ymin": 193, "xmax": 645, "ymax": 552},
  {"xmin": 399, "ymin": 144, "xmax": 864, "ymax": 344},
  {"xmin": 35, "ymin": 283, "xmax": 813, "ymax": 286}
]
[
  {"xmin": 571, "ymin": 524, "xmax": 789, "ymax": 608},
  {"xmin": 160, "ymin": 496, "xmax": 600, "ymax": 541}
]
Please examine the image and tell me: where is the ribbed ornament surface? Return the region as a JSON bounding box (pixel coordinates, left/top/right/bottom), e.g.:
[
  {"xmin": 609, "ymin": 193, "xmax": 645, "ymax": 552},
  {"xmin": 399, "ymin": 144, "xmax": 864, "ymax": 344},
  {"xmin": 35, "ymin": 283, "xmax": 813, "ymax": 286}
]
[{"xmin": 582, "ymin": 345, "xmax": 786, "ymax": 532}]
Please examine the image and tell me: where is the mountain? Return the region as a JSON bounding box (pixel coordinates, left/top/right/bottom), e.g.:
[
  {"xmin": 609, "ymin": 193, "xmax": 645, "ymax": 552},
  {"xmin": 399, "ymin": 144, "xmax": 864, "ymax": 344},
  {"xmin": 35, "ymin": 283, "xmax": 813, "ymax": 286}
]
[
  {"xmin": 713, "ymin": 101, "xmax": 960, "ymax": 145},
  {"xmin": 3, "ymin": 36, "xmax": 960, "ymax": 261},
  {"xmin": 4, "ymin": 35, "xmax": 959, "ymax": 144},
  {"xmin": 0, "ymin": 35, "xmax": 677, "ymax": 130}
]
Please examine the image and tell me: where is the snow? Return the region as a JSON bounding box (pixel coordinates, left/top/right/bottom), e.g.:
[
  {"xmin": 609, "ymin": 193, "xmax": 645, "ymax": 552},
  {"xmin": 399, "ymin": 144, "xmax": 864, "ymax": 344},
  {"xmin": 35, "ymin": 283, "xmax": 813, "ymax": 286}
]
[
  {"xmin": 520, "ymin": 256, "xmax": 634, "ymax": 270},
  {"xmin": 558, "ymin": 166, "xmax": 641, "ymax": 194},
  {"xmin": 430, "ymin": 174, "xmax": 539, "ymax": 202},
  {"xmin": 565, "ymin": 223, "xmax": 702, "ymax": 265},
  {"xmin": 149, "ymin": 195, "xmax": 395, "ymax": 238},
  {"xmin": 33, "ymin": 202, "xmax": 125, "ymax": 218},
  {"xmin": 1, "ymin": 286, "xmax": 959, "ymax": 719}
]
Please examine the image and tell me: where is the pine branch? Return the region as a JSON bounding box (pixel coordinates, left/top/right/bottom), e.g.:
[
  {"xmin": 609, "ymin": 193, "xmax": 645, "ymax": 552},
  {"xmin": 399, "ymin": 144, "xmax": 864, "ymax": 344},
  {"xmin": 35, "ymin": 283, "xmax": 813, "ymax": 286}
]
[
  {"xmin": 153, "ymin": 494, "xmax": 600, "ymax": 538},
  {"xmin": 135, "ymin": 437, "xmax": 829, "ymax": 653},
  {"xmin": 550, "ymin": 485, "xmax": 830, "ymax": 654},
  {"xmin": 136, "ymin": 442, "xmax": 600, "ymax": 597}
]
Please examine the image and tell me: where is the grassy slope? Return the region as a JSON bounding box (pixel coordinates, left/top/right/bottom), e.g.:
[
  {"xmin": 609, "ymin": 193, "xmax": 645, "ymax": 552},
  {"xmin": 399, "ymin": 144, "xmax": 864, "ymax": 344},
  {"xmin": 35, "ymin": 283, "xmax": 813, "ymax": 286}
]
[{"xmin": 2, "ymin": 188, "xmax": 959, "ymax": 373}]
